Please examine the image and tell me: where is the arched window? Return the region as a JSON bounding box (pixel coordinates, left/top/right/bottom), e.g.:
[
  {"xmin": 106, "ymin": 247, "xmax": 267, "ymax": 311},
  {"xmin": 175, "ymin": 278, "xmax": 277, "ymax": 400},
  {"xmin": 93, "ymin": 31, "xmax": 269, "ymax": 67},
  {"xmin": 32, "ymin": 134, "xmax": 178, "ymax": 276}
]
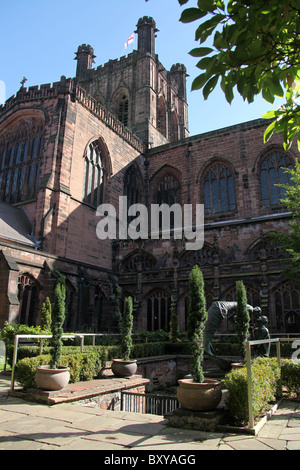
[
  {"xmin": 204, "ymin": 162, "xmax": 236, "ymax": 215},
  {"xmin": 260, "ymin": 150, "xmax": 294, "ymax": 205},
  {"xmin": 171, "ymin": 111, "xmax": 179, "ymax": 141},
  {"xmin": 156, "ymin": 174, "xmax": 181, "ymax": 206},
  {"xmin": 18, "ymin": 274, "xmax": 38, "ymax": 326},
  {"xmin": 158, "ymin": 96, "xmax": 167, "ymax": 138},
  {"xmin": 124, "ymin": 166, "xmax": 140, "ymax": 207},
  {"xmin": 146, "ymin": 290, "xmax": 171, "ymax": 331},
  {"xmin": 156, "ymin": 173, "xmax": 181, "ymax": 229},
  {"xmin": 82, "ymin": 140, "xmax": 105, "ymax": 208},
  {"xmin": 118, "ymin": 95, "xmax": 129, "ymax": 126},
  {"xmin": 0, "ymin": 120, "xmax": 44, "ymax": 204},
  {"xmin": 274, "ymin": 281, "xmax": 300, "ymax": 332},
  {"xmin": 120, "ymin": 250, "xmax": 156, "ymax": 273},
  {"xmin": 179, "ymin": 243, "xmax": 214, "ymax": 267}
]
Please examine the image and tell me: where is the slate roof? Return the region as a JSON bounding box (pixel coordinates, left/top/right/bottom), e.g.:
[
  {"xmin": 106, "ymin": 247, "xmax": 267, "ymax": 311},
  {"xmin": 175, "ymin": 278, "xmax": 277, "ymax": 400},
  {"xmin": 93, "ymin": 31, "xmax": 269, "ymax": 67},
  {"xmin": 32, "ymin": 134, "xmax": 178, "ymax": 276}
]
[{"xmin": 0, "ymin": 201, "xmax": 39, "ymax": 248}]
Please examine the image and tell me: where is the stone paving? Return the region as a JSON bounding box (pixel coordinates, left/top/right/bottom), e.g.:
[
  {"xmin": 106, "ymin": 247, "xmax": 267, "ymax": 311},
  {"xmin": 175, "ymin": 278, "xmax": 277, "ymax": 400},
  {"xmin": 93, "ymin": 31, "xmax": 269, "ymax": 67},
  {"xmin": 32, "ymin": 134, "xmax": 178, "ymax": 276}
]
[{"xmin": 0, "ymin": 376, "xmax": 299, "ymax": 451}]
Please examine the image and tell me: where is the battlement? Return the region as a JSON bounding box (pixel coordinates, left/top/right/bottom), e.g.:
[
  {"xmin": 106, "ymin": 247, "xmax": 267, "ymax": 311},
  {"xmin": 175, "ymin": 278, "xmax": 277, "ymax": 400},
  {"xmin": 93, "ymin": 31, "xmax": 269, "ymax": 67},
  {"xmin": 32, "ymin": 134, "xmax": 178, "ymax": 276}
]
[
  {"xmin": 0, "ymin": 77, "xmax": 73, "ymax": 116},
  {"xmin": 89, "ymin": 50, "xmax": 138, "ymax": 78},
  {"xmin": 0, "ymin": 77, "xmax": 144, "ymax": 153}
]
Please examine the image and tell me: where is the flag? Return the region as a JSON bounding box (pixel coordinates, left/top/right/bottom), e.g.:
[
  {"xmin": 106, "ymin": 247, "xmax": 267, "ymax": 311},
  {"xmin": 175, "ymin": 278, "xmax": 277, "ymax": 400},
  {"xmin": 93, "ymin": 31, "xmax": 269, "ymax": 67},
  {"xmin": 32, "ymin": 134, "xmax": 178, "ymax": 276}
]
[{"xmin": 125, "ymin": 33, "xmax": 134, "ymax": 49}]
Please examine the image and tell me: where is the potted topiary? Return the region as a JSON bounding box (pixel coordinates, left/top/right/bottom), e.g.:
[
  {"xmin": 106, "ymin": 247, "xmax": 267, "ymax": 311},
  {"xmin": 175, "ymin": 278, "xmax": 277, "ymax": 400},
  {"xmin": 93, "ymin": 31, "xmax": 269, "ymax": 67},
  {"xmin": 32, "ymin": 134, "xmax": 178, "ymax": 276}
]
[
  {"xmin": 111, "ymin": 296, "xmax": 137, "ymax": 378},
  {"xmin": 35, "ymin": 273, "xmax": 70, "ymax": 391},
  {"xmin": 177, "ymin": 266, "xmax": 222, "ymax": 411}
]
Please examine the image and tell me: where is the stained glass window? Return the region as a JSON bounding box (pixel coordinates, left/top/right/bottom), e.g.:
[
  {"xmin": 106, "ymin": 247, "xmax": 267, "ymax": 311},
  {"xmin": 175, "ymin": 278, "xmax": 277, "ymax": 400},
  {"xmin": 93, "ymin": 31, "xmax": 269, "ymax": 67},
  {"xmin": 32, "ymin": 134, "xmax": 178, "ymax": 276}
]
[
  {"xmin": 204, "ymin": 163, "xmax": 236, "ymax": 214},
  {"xmin": 260, "ymin": 151, "xmax": 294, "ymax": 205},
  {"xmin": 82, "ymin": 141, "xmax": 105, "ymax": 208}
]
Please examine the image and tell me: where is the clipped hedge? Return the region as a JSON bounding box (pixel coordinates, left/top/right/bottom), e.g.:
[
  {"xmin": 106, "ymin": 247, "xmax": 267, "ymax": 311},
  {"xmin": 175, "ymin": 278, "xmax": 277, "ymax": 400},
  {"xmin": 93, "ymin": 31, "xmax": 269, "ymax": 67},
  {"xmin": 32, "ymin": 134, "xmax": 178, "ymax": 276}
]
[
  {"xmin": 16, "ymin": 349, "xmax": 105, "ymax": 390},
  {"xmin": 281, "ymin": 360, "xmax": 300, "ymax": 397},
  {"xmin": 15, "ymin": 341, "xmax": 168, "ymax": 390},
  {"xmin": 224, "ymin": 357, "xmax": 281, "ymax": 425}
]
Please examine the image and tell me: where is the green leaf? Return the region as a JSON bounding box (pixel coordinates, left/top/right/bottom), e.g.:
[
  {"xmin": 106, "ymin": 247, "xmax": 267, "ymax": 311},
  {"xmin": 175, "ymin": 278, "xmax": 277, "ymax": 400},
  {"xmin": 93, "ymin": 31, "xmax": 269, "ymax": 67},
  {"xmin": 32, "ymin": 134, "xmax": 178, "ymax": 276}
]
[
  {"xmin": 203, "ymin": 74, "xmax": 219, "ymax": 99},
  {"xmin": 264, "ymin": 120, "xmax": 276, "ymax": 143},
  {"xmin": 267, "ymin": 76, "xmax": 284, "ymax": 98},
  {"xmin": 195, "ymin": 14, "xmax": 226, "ymax": 43},
  {"xmin": 178, "ymin": 0, "xmax": 189, "ymax": 5},
  {"xmin": 262, "ymin": 110, "xmax": 276, "ymax": 119},
  {"xmin": 221, "ymin": 76, "xmax": 234, "ymax": 103},
  {"xmin": 197, "ymin": 0, "xmax": 215, "ymax": 12},
  {"xmin": 189, "ymin": 47, "xmax": 214, "ymax": 57},
  {"xmin": 196, "ymin": 56, "xmax": 216, "ymax": 70},
  {"xmin": 262, "ymin": 86, "xmax": 275, "ymax": 104},
  {"xmin": 191, "ymin": 73, "xmax": 209, "ymax": 91},
  {"xmin": 180, "ymin": 7, "xmax": 207, "ymax": 23}
]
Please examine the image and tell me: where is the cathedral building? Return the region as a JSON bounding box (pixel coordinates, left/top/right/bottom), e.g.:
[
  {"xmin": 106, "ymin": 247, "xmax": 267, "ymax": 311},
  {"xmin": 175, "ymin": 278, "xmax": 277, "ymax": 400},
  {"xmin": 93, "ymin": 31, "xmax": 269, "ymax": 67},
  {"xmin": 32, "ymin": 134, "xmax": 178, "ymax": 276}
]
[{"xmin": 0, "ymin": 17, "xmax": 299, "ymax": 334}]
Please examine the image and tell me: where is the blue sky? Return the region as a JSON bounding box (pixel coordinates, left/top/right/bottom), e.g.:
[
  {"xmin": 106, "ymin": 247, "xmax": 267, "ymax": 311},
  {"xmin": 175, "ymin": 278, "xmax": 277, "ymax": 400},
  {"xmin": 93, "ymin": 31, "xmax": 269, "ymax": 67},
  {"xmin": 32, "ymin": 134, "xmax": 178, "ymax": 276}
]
[{"xmin": 1, "ymin": 0, "xmax": 281, "ymax": 137}]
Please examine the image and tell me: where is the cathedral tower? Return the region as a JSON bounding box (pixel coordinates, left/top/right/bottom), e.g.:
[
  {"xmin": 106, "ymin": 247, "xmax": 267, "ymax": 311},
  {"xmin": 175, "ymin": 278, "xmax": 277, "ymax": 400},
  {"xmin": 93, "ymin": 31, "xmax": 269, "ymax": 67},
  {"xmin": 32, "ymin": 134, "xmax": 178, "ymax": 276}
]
[{"xmin": 74, "ymin": 17, "xmax": 189, "ymax": 147}]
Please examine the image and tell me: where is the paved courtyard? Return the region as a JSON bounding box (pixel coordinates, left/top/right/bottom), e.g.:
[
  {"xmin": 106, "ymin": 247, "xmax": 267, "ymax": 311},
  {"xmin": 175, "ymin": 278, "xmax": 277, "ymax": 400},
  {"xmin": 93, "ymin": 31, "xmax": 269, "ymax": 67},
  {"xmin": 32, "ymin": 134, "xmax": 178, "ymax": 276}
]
[{"xmin": 0, "ymin": 376, "xmax": 299, "ymax": 451}]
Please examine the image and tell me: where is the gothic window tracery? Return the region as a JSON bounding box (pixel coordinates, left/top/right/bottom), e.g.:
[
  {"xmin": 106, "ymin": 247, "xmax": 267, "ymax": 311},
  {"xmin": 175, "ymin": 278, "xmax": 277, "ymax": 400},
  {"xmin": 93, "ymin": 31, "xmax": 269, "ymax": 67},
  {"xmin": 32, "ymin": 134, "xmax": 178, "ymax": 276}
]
[
  {"xmin": 155, "ymin": 173, "xmax": 181, "ymax": 230},
  {"xmin": 156, "ymin": 174, "xmax": 181, "ymax": 206},
  {"xmin": 249, "ymin": 233, "xmax": 290, "ymax": 261},
  {"xmin": 260, "ymin": 150, "xmax": 294, "ymax": 205},
  {"xmin": 0, "ymin": 120, "xmax": 44, "ymax": 204},
  {"xmin": 82, "ymin": 140, "xmax": 105, "ymax": 208},
  {"xmin": 120, "ymin": 251, "xmax": 156, "ymax": 273},
  {"xmin": 124, "ymin": 166, "xmax": 140, "ymax": 207},
  {"xmin": 18, "ymin": 274, "xmax": 38, "ymax": 326},
  {"xmin": 118, "ymin": 95, "xmax": 129, "ymax": 127},
  {"xmin": 204, "ymin": 162, "xmax": 236, "ymax": 215},
  {"xmin": 171, "ymin": 111, "xmax": 179, "ymax": 141},
  {"xmin": 179, "ymin": 245, "xmax": 214, "ymax": 267},
  {"xmin": 157, "ymin": 96, "xmax": 167, "ymax": 138},
  {"xmin": 146, "ymin": 290, "xmax": 171, "ymax": 331},
  {"xmin": 274, "ymin": 281, "xmax": 300, "ymax": 332}
]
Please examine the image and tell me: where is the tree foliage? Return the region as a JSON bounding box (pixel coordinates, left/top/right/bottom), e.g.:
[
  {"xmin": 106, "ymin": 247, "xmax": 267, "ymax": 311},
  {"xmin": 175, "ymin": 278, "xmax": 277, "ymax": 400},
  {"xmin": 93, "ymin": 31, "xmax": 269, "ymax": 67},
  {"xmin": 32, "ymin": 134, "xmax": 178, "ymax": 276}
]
[
  {"xmin": 235, "ymin": 281, "xmax": 250, "ymax": 362},
  {"xmin": 121, "ymin": 296, "xmax": 134, "ymax": 360},
  {"xmin": 274, "ymin": 160, "xmax": 300, "ymax": 281},
  {"xmin": 50, "ymin": 274, "xmax": 66, "ymax": 369},
  {"xmin": 40, "ymin": 297, "xmax": 52, "ymax": 331},
  {"xmin": 178, "ymin": 0, "xmax": 300, "ymax": 150},
  {"xmin": 187, "ymin": 265, "xmax": 207, "ymax": 382},
  {"xmin": 169, "ymin": 298, "xmax": 181, "ymax": 343}
]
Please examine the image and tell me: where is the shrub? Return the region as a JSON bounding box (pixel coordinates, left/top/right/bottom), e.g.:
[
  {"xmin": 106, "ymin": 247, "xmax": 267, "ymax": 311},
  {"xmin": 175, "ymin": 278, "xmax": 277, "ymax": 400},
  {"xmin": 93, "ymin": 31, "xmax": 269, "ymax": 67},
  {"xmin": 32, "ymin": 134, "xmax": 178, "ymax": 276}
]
[
  {"xmin": 0, "ymin": 322, "xmax": 49, "ymax": 349},
  {"xmin": 133, "ymin": 330, "xmax": 169, "ymax": 343},
  {"xmin": 224, "ymin": 357, "xmax": 280, "ymax": 425},
  {"xmin": 16, "ymin": 356, "xmax": 49, "ymax": 390},
  {"xmin": 15, "ymin": 349, "xmax": 106, "ymax": 390},
  {"xmin": 131, "ymin": 342, "xmax": 166, "ymax": 358},
  {"xmin": 281, "ymin": 360, "xmax": 300, "ymax": 397}
]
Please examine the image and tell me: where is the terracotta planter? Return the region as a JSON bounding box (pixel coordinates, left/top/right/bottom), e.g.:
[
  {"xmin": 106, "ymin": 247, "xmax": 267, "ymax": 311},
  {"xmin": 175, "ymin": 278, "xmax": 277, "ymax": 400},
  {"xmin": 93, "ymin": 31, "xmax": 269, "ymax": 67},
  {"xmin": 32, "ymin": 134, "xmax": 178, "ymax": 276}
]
[
  {"xmin": 35, "ymin": 365, "xmax": 70, "ymax": 391},
  {"xmin": 111, "ymin": 359, "xmax": 137, "ymax": 378},
  {"xmin": 231, "ymin": 363, "xmax": 244, "ymax": 370},
  {"xmin": 177, "ymin": 378, "xmax": 222, "ymax": 411}
]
